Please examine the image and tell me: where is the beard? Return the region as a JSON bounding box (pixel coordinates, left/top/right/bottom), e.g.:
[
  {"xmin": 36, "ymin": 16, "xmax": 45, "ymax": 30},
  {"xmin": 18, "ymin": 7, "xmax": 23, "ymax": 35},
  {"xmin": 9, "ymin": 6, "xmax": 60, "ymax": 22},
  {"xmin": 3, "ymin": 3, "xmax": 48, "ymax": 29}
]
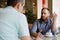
[{"xmin": 41, "ymin": 16, "xmax": 48, "ymax": 21}]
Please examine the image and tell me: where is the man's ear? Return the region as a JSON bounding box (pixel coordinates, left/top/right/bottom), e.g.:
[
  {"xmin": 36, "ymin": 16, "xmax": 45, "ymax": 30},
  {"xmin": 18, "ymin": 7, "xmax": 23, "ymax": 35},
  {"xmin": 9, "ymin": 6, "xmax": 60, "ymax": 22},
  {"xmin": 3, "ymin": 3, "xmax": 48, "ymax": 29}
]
[
  {"xmin": 17, "ymin": 2, "xmax": 22, "ymax": 9},
  {"xmin": 48, "ymin": 11, "xmax": 50, "ymax": 16},
  {"xmin": 48, "ymin": 13, "xmax": 50, "ymax": 17}
]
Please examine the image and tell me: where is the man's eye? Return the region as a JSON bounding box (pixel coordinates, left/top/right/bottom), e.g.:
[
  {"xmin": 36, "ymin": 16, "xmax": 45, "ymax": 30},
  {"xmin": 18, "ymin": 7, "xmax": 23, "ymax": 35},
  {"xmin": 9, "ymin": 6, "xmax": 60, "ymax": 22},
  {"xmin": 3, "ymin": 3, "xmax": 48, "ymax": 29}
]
[{"xmin": 44, "ymin": 13, "xmax": 46, "ymax": 14}]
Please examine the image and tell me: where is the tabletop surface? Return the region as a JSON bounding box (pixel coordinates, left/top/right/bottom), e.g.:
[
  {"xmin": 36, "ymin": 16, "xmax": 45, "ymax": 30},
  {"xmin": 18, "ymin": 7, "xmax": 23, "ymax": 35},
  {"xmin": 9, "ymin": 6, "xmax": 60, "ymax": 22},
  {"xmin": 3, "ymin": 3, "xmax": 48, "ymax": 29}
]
[{"xmin": 43, "ymin": 34, "xmax": 60, "ymax": 40}]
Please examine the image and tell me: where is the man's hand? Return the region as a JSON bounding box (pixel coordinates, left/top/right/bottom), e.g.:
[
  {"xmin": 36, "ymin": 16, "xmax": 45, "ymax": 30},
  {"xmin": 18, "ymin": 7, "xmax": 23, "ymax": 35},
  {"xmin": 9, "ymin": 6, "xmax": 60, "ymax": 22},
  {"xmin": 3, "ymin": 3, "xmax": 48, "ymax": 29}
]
[
  {"xmin": 52, "ymin": 12, "xmax": 57, "ymax": 21},
  {"xmin": 37, "ymin": 32, "xmax": 44, "ymax": 39},
  {"xmin": 52, "ymin": 12, "xmax": 57, "ymax": 32},
  {"xmin": 35, "ymin": 36, "xmax": 43, "ymax": 40}
]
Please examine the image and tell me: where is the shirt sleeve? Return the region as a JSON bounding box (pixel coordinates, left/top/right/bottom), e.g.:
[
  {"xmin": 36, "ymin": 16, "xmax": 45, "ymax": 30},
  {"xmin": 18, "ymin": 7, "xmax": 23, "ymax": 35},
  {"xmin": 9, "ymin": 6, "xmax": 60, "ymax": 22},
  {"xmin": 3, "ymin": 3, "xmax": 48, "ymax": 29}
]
[
  {"xmin": 50, "ymin": 19, "xmax": 56, "ymax": 35},
  {"xmin": 18, "ymin": 14, "xmax": 30, "ymax": 38},
  {"xmin": 31, "ymin": 20, "xmax": 38, "ymax": 33}
]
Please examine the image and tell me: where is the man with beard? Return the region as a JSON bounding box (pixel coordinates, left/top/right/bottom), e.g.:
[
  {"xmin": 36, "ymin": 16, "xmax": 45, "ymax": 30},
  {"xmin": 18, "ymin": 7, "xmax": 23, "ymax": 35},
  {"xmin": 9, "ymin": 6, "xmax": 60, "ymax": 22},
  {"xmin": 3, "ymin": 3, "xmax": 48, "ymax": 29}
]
[{"xmin": 31, "ymin": 8, "xmax": 57, "ymax": 39}]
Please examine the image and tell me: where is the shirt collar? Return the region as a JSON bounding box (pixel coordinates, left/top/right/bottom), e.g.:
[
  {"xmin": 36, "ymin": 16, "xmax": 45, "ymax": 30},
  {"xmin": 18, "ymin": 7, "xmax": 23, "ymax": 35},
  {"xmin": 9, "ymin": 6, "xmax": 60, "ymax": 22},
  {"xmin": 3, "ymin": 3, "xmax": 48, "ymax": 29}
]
[
  {"xmin": 6, "ymin": 6, "xmax": 22, "ymax": 14},
  {"xmin": 40, "ymin": 18, "xmax": 51, "ymax": 24}
]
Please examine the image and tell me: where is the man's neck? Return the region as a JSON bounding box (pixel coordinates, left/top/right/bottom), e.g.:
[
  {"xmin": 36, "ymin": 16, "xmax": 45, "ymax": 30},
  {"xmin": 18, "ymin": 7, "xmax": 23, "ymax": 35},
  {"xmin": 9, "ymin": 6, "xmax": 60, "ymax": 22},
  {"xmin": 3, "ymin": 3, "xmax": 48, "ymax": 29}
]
[
  {"xmin": 44, "ymin": 19, "xmax": 48, "ymax": 23},
  {"xmin": 14, "ymin": 6, "xmax": 19, "ymax": 12},
  {"xmin": 42, "ymin": 18, "xmax": 48, "ymax": 23}
]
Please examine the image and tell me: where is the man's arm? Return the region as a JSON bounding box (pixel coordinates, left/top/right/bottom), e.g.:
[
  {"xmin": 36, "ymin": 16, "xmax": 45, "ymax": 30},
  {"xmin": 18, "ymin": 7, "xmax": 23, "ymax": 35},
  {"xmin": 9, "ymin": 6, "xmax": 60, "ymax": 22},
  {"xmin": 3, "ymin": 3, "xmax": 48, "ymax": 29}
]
[
  {"xmin": 31, "ymin": 32, "xmax": 38, "ymax": 38},
  {"xmin": 51, "ymin": 12, "xmax": 57, "ymax": 35},
  {"xmin": 31, "ymin": 20, "xmax": 44, "ymax": 38},
  {"xmin": 19, "ymin": 14, "xmax": 31, "ymax": 40},
  {"xmin": 51, "ymin": 19, "xmax": 56, "ymax": 35},
  {"xmin": 21, "ymin": 36, "xmax": 31, "ymax": 40},
  {"xmin": 31, "ymin": 20, "xmax": 38, "ymax": 38}
]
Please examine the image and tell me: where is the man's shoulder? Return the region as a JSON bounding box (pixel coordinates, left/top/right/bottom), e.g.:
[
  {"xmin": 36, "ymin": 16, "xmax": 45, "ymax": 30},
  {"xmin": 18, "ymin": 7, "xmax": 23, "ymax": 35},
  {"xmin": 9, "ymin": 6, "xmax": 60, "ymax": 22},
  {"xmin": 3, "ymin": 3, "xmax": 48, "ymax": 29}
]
[
  {"xmin": 49, "ymin": 18, "xmax": 53, "ymax": 22},
  {"xmin": 19, "ymin": 13, "xmax": 26, "ymax": 19},
  {"xmin": 47, "ymin": 18, "xmax": 53, "ymax": 25},
  {"xmin": 0, "ymin": 8, "xmax": 4, "ymax": 12},
  {"xmin": 34, "ymin": 19, "xmax": 40, "ymax": 23}
]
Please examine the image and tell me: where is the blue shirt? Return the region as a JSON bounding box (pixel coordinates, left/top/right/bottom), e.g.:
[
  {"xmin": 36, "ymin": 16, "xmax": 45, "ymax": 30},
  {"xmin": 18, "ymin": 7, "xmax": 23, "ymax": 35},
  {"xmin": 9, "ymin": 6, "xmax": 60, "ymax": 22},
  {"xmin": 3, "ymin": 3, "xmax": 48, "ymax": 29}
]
[
  {"xmin": 31, "ymin": 18, "xmax": 56, "ymax": 35},
  {"xmin": 0, "ymin": 6, "xmax": 30, "ymax": 40}
]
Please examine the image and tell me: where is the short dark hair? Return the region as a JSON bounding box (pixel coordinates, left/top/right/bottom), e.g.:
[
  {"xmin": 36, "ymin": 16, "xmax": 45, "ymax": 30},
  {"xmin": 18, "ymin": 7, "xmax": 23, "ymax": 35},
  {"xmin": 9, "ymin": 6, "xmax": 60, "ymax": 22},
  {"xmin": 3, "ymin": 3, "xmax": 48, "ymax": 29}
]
[
  {"xmin": 41, "ymin": 8, "xmax": 50, "ymax": 14},
  {"xmin": 40, "ymin": 8, "xmax": 50, "ymax": 19},
  {"xmin": 7, "ymin": 0, "xmax": 25, "ymax": 7}
]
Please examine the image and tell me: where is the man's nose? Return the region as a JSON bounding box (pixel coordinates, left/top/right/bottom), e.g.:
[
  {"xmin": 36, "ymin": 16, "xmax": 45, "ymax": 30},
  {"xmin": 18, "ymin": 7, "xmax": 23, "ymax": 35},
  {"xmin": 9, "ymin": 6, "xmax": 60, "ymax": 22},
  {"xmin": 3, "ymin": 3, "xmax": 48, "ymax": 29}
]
[{"xmin": 42, "ymin": 14, "xmax": 45, "ymax": 16}]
